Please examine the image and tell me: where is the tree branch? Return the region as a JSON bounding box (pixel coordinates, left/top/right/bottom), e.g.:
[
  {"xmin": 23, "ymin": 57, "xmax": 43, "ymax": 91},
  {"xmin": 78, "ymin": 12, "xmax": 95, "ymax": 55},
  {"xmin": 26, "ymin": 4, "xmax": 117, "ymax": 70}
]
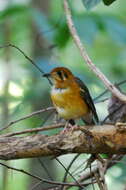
[
  {"xmin": 1, "ymin": 123, "xmax": 64, "ymax": 137},
  {"xmin": 0, "ymin": 107, "xmax": 55, "ymax": 132},
  {"xmin": 63, "ymin": 0, "xmax": 126, "ymax": 103},
  {"xmin": 1, "ymin": 124, "xmax": 126, "ymax": 160},
  {"xmin": 0, "ymin": 162, "xmax": 90, "ymax": 187}
]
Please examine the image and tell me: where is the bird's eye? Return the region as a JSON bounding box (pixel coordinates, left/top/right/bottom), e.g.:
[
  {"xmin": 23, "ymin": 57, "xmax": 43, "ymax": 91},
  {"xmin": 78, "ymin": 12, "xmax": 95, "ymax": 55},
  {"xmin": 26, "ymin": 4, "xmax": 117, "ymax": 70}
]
[
  {"xmin": 57, "ymin": 71, "xmax": 63, "ymax": 80},
  {"xmin": 63, "ymin": 72, "xmax": 68, "ymax": 79}
]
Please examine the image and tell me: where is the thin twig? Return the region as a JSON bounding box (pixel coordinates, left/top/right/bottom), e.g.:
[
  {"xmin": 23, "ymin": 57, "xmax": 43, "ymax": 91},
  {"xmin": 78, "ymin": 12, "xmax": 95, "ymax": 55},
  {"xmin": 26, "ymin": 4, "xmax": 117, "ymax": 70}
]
[
  {"xmin": 39, "ymin": 110, "xmax": 55, "ymax": 127},
  {"xmin": 61, "ymin": 154, "xmax": 80, "ymax": 190},
  {"xmin": 101, "ymin": 104, "xmax": 124, "ymax": 124},
  {"xmin": 77, "ymin": 155, "xmax": 123, "ymax": 184},
  {"xmin": 94, "ymin": 79, "xmax": 126, "ymax": 103},
  {"xmin": 0, "ymin": 107, "xmax": 55, "ymax": 132},
  {"xmin": 89, "ymin": 164, "xmax": 95, "ymax": 190},
  {"xmin": 62, "ymin": 154, "xmax": 80, "ymax": 182},
  {"xmin": 0, "ymin": 44, "xmax": 44, "ymax": 74},
  {"xmin": 72, "ymin": 159, "xmax": 88, "ymax": 176},
  {"xmin": 0, "ymin": 162, "xmax": 96, "ymax": 187},
  {"xmin": 55, "ymin": 158, "xmax": 84, "ymax": 189},
  {"xmin": 63, "ymin": 0, "xmax": 126, "ymax": 102},
  {"xmin": 94, "ymin": 172, "xmax": 104, "ymax": 190},
  {"xmin": 94, "ymin": 89, "xmax": 109, "ymax": 103},
  {"xmin": 97, "ymin": 160, "xmax": 108, "ymax": 190},
  {"xmin": 1, "ymin": 123, "xmax": 64, "ymax": 137},
  {"xmin": 31, "ymin": 181, "xmax": 42, "ymax": 190},
  {"xmin": 0, "ymin": 43, "xmax": 52, "ymax": 84},
  {"xmin": 95, "ymin": 98, "xmax": 109, "ymax": 104},
  {"xmin": 38, "ymin": 158, "xmax": 54, "ymax": 180}
]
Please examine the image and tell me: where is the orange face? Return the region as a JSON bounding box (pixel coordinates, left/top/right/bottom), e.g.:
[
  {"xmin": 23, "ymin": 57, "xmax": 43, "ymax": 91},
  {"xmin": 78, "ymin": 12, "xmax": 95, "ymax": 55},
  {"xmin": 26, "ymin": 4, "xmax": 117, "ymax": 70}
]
[{"xmin": 49, "ymin": 67, "xmax": 75, "ymax": 88}]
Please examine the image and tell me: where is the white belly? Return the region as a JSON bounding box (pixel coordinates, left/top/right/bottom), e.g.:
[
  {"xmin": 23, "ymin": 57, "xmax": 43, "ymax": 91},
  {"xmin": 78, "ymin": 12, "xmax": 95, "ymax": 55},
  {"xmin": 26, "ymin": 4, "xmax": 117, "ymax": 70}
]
[
  {"xmin": 51, "ymin": 87, "xmax": 69, "ymax": 118},
  {"xmin": 51, "ymin": 87, "xmax": 68, "ymax": 95}
]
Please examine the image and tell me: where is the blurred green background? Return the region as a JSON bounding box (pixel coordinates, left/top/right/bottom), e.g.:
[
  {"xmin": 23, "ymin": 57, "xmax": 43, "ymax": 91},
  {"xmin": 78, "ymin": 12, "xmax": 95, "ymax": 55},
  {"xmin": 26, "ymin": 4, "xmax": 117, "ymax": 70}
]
[{"xmin": 0, "ymin": 0, "xmax": 126, "ymax": 189}]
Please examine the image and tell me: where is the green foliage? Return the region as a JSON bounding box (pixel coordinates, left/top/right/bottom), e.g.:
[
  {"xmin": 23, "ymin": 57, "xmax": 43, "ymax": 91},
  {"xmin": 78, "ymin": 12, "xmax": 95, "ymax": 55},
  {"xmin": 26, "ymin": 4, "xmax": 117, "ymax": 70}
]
[
  {"xmin": 82, "ymin": 0, "xmax": 117, "ymax": 9},
  {"xmin": 54, "ymin": 21, "xmax": 70, "ymax": 48},
  {"xmin": 82, "ymin": 0, "xmax": 101, "ymax": 10},
  {"xmin": 0, "ymin": 5, "xmax": 28, "ymax": 19},
  {"xmin": 102, "ymin": 0, "xmax": 117, "ymax": 5}
]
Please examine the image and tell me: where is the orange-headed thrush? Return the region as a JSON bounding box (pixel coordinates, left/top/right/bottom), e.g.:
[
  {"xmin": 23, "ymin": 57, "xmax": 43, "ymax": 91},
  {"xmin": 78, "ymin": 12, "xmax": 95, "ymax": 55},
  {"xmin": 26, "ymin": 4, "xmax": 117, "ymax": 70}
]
[{"xmin": 43, "ymin": 67, "xmax": 98, "ymax": 126}]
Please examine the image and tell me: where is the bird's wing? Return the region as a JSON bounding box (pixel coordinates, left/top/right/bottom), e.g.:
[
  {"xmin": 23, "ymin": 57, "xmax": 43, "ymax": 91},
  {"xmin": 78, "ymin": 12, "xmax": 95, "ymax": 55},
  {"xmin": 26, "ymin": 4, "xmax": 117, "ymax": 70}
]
[{"xmin": 75, "ymin": 77, "xmax": 99, "ymax": 124}]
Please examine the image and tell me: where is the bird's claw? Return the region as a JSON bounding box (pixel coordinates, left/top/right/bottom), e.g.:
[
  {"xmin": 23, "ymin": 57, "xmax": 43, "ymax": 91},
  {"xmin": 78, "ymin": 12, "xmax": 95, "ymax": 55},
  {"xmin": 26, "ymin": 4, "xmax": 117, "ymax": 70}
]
[{"xmin": 61, "ymin": 124, "xmax": 79, "ymax": 134}]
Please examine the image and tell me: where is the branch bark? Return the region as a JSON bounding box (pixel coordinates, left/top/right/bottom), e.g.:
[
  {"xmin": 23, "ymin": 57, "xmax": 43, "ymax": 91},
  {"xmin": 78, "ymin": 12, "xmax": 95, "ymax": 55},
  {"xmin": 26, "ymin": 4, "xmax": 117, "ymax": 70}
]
[
  {"xmin": 1, "ymin": 124, "xmax": 126, "ymax": 160},
  {"xmin": 63, "ymin": 0, "xmax": 126, "ymax": 103}
]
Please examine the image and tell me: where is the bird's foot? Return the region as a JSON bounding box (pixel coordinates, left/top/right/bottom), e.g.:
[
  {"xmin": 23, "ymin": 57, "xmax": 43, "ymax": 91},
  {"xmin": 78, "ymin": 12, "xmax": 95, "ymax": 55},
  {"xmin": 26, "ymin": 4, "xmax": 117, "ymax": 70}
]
[
  {"xmin": 68, "ymin": 124, "xmax": 79, "ymax": 131},
  {"xmin": 61, "ymin": 127, "xmax": 69, "ymax": 133},
  {"xmin": 61, "ymin": 123, "xmax": 79, "ymax": 134},
  {"xmin": 60, "ymin": 121, "xmax": 69, "ymax": 134}
]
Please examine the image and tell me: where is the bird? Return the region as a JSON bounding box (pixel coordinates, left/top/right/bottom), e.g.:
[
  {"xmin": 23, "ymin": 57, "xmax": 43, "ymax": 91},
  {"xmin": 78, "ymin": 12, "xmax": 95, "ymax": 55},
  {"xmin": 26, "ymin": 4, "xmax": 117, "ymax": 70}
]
[{"xmin": 43, "ymin": 67, "xmax": 98, "ymax": 130}]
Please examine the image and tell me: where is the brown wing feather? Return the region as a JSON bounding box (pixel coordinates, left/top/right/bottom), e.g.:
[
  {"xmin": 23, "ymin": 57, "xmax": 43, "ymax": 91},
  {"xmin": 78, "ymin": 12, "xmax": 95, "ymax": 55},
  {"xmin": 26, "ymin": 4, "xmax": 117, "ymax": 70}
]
[{"xmin": 75, "ymin": 77, "xmax": 99, "ymax": 124}]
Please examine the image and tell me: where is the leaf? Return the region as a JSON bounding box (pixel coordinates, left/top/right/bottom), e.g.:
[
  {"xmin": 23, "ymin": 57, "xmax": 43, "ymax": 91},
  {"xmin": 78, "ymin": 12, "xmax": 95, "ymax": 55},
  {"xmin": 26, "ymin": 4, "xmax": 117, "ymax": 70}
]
[
  {"xmin": 102, "ymin": 0, "xmax": 117, "ymax": 5},
  {"xmin": 82, "ymin": 0, "xmax": 101, "ymax": 10},
  {"xmin": 54, "ymin": 21, "xmax": 70, "ymax": 48}
]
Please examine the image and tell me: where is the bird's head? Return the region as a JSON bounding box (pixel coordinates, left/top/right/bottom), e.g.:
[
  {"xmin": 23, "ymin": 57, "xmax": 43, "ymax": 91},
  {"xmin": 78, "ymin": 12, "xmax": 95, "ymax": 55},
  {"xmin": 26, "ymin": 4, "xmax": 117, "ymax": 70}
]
[{"xmin": 43, "ymin": 67, "xmax": 75, "ymax": 88}]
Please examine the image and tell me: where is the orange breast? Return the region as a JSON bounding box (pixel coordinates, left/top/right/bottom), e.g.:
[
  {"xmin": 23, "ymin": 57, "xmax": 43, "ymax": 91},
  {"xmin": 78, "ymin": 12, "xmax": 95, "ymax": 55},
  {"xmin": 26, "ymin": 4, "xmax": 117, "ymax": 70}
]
[{"xmin": 51, "ymin": 87, "xmax": 89, "ymax": 120}]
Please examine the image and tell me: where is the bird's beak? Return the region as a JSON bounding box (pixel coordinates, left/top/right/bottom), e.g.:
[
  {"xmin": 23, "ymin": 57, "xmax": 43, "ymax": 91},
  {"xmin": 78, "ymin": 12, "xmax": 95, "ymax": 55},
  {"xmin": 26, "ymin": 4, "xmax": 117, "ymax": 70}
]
[
  {"xmin": 43, "ymin": 72, "xmax": 53, "ymax": 85},
  {"xmin": 43, "ymin": 73, "xmax": 51, "ymax": 78}
]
